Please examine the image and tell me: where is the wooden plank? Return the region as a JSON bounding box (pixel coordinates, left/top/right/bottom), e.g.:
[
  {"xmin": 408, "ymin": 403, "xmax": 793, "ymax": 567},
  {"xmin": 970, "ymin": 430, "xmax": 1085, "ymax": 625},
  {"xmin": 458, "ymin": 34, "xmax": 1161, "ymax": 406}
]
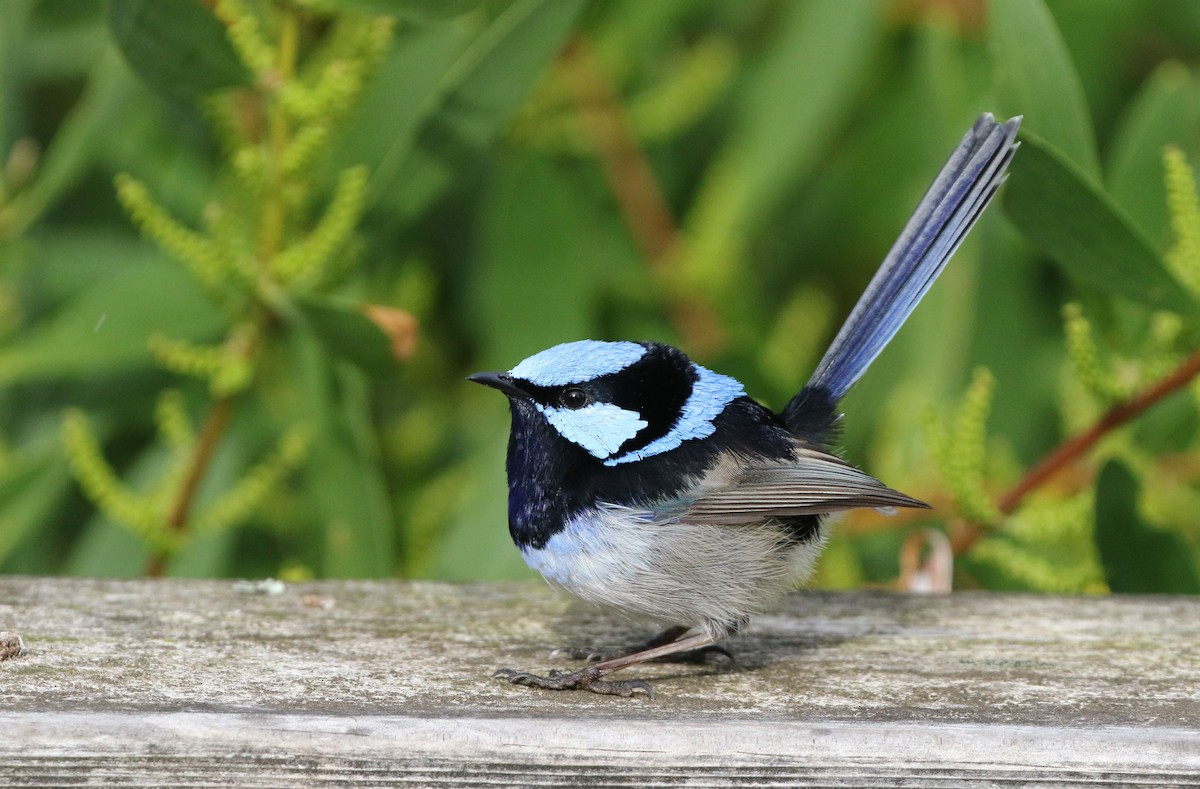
[{"xmin": 1, "ymin": 577, "xmax": 1198, "ymax": 786}]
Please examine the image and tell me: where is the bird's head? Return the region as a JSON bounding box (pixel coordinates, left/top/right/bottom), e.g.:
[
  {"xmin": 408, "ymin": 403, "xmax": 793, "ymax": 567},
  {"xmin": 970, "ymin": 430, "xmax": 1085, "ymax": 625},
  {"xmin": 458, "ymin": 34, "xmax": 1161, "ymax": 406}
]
[{"xmin": 469, "ymin": 340, "xmax": 745, "ymax": 467}]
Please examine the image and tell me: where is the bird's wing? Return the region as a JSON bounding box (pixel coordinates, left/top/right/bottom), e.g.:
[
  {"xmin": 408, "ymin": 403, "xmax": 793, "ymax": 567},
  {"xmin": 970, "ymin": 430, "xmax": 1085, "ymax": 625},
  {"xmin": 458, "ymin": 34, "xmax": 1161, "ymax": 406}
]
[{"xmin": 679, "ymin": 447, "xmax": 929, "ymax": 525}]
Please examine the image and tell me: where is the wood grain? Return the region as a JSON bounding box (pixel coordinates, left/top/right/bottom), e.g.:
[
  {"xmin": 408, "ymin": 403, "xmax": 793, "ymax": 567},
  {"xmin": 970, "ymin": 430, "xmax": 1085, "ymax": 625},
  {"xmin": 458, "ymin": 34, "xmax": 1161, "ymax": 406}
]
[{"xmin": 1, "ymin": 577, "xmax": 1198, "ymax": 786}]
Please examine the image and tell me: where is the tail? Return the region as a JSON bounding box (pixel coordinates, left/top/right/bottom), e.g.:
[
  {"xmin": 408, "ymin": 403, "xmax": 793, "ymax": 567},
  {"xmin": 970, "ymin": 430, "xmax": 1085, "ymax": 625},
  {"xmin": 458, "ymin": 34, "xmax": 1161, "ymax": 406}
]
[{"xmin": 784, "ymin": 113, "xmax": 1020, "ymax": 437}]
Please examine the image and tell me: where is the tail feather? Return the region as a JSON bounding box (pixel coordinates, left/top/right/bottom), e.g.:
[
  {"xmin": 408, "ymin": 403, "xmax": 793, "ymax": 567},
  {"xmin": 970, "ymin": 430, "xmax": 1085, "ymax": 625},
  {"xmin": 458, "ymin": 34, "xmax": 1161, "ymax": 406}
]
[{"xmin": 800, "ymin": 113, "xmax": 1020, "ymax": 406}]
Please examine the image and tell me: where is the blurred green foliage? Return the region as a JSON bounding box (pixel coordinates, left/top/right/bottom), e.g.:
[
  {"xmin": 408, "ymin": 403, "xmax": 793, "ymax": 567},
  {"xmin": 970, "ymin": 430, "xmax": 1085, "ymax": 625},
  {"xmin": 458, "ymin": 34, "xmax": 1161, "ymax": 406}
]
[{"xmin": 2, "ymin": 0, "xmax": 1200, "ymax": 593}]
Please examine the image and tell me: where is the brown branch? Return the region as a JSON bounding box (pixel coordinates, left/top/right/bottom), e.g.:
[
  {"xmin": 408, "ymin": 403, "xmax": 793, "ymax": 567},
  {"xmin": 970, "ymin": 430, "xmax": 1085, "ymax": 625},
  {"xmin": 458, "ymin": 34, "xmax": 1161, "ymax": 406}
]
[
  {"xmin": 559, "ymin": 35, "xmax": 727, "ymax": 355},
  {"xmin": 145, "ymin": 395, "xmax": 236, "ymax": 577},
  {"xmin": 143, "ymin": 10, "xmax": 303, "ymax": 576},
  {"xmin": 560, "ymin": 35, "xmax": 675, "ymax": 263},
  {"xmin": 951, "ymin": 346, "xmax": 1200, "ymax": 555}
]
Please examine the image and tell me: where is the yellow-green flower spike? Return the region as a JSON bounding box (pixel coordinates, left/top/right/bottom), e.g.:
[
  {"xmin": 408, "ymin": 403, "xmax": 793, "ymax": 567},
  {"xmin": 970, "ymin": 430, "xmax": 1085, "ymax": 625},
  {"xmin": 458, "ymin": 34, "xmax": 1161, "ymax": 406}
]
[
  {"xmin": 271, "ymin": 165, "xmax": 367, "ymax": 287},
  {"xmin": 280, "ymin": 16, "xmax": 394, "ymax": 124},
  {"xmin": 1004, "ymin": 490, "xmax": 1095, "ymax": 549},
  {"xmin": 1062, "ymin": 302, "xmax": 1132, "ymax": 402},
  {"xmin": 148, "ymin": 334, "xmax": 227, "ymax": 379},
  {"xmin": 673, "ymin": 148, "xmax": 751, "ymax": 299},
  {"xmin": 970, "ymin": 535, "xmax": 1103, "ymax": 593},
  {"xmin": 203, "ymin": 197, "xmax": 260, "ymax": 285},
  {"xmin": 155, "ymin": 390, "xmax": 195, "ymax": 451},
  {"xmin": 62, "ymin": 409, "xmax": 179, "ymax": 554},
  {"xmin": 628, "ymin": 39, "xmax": 736, "ymax": 145},
  {"xmin": 233, "ymin": 145, "xmax": 267, "ymax": 186},
  {"xmin": 280, "ymin": 60, "xmax": 359, "ymax": 123},
  {"xmin": 949, "ymin": 367, "xmax": 1002, "ymax": 524},
  {"xmin": 757, "ymin": 286, "xmax": 833, "ymax": 398},
  {"xmin": 211, "ymin": 358, "xmax": 254, "ymax": 397},
  {"xmin": 214, "ymin": 0, "xmax": 277, "ymax": 78},
  {"xmin": 115, "ymin": 174, "xmax": 232, "ymax": 292},
  {"xmin": 282, "ymin": 123, "xmax": 331, "ymax": 176},
  {"xmin": 1164, "ymin": 145, "xmax": 1200, "ymax": 299},
  {"xmin": 1142, "ymin": 311, "xmax": 1185, "ymax": 384},
  {"xmin": 147, "ymin": 335, "xmax": 253, "ymax": 396},
  {"xmin": 193, "ymin": 424, "xmax": 311, "ymax": 533},
  {"xmin": 925, "ymin": 367, "xmax": 1002, "ymax": 525},
  {"xmin": 976, "ymin": 488, "xmax": 1105, "ymax": 594},
  {"xmin": 512, "ymin": 38, "xmax": 737, "ymax": 156}
]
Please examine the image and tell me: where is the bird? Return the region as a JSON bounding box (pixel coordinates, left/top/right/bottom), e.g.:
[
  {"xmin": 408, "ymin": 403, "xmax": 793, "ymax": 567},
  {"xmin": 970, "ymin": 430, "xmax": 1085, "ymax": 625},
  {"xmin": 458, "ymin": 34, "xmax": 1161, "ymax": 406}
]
[{"xmin": 469, "ymin": 113, "xmax": 1021, "ymax": 698}]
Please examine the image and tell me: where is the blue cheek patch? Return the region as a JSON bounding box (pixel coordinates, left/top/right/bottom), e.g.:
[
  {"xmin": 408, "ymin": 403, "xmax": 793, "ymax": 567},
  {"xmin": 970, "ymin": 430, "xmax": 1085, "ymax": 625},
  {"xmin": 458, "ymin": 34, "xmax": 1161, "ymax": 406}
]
[
  {"xmin": 536, "ymin": 402, "xmax": 649, "ymax": 459},
  {"xmin": 604, "ymin": 364, "xmax": 744, "ymax": 466},
  {"xmin": 510, "ymin": 340, "xmax": 647, "ymax": 386}
]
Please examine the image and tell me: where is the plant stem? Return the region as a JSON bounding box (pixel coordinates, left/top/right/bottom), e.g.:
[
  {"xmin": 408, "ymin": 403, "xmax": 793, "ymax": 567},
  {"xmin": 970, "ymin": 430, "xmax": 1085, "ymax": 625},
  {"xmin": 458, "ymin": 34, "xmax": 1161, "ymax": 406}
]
[
  {"xmin": 951, "ymin": 346, "xmax": 1200, "ymax": 554},
  {"xmin": 257, "ymin": 8, "xmax": 298, "ymax": 273},
  {"xmin": 146, "ymin": 9, "xmax": 300, "ymax": 577},
  {"xmin": 146, "ymin": 395, "xmax": 237, "ymax": 576},
  {"xmin": 561, "ymin": 36, "xmax": 674, "ymax": 262}
]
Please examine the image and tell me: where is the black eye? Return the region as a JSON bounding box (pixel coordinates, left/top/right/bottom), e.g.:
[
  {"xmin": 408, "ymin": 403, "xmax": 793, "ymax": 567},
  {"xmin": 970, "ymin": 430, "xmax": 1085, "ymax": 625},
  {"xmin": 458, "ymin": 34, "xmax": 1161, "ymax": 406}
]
[{"xmin": 560, "ymin": 388, "xmax": 589, "ymax": 409}]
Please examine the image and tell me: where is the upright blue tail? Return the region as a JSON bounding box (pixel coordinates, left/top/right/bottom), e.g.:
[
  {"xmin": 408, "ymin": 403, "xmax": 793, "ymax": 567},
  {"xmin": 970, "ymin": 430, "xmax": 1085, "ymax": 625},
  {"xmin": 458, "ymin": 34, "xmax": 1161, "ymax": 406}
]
[{"xmin": 801, "ymin": 113, "xmax": 1020, "ymax": 405}]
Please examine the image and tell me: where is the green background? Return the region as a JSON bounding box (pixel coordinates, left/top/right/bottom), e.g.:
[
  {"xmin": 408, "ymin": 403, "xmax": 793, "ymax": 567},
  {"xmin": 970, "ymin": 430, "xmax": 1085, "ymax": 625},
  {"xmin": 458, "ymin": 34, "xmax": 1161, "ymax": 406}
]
[{"xmin": 2, "ymin": 0, "xmax": 1200, "ymax": 594}]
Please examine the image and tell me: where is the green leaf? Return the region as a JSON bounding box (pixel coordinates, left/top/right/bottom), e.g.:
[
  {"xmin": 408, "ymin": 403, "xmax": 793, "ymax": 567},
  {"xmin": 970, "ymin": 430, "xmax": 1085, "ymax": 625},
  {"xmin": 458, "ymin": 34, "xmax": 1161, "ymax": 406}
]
[
  {"xmin": 0, "ymin": 451, "xmax": 72, "ymax": 568},
  {"xmin": 107, "ymin": 0, "xmax": 251, "ymax": 98},
  {"xmin": 1, "ymin": 49, "xmax": 139, "ymax": 239},
  {"xmin": 1003, "ymin": 132, "xmax": 1197, "ymax": 315},
  {"xmin": 64, "ymin": 516, "xmax": 149, "ymax": 577},
  {"xmin": 31, "ymin": 227, "xmax": 172, "ymax": 303},
  {"xmin": 471, "ymin": 154, "xmax": 637, "ymax": 366},
  {"xmin": 0, "ymin": 252, "xmax": 226, "ymax": 384},
  {"xmin": 0, "ymin": 1, "xmax": 34, "ymax": 155},
  {"xmin": 1106, "ymin": 61, "xmax": 1200, "ymax": 252},
  {"xmin": 989, "ymin": 0, "xmax": 1100, "ymax": 179},
  {"xmin": 166, "ymin": 530, "xmax": 236, "ymax": 578},
  {"xmin": 294, "ymin": 297, "xmax": 397, "ymax": 376},
  {"xmin": 329, "ymin": 18, "xmax": 472, "ymax": 185},
  {"xmin": 366, "ymin": 0, "xmax": 586, "ymax": 219},
  {"xmin": 732, "ymin": 0, "xmax": 879, "ymax": 209},
  {"xmin": 967, "ymin": 223, "xmax": 1065, "ymax": 465},
  {"xmin": 1094, "ymin": 460, "xmax": 1200, "ymax": 594},
  {"xmin": 62, "ymin": 441, "xmax": 174, "ymax": 577},
  {"xmin": 317, "ymin": 0, "xmax": 504, "ymax": 18},
  {"xmin": 680, "ymin": 0, "xmax": 880, "ymax": 302},
  {"xmin": 291, "ymin": 334, "xmax": 394, "ymax": 578},
  {"xmin": 433, "ymin": 432, "xmax": 531, "ymax": 581}
]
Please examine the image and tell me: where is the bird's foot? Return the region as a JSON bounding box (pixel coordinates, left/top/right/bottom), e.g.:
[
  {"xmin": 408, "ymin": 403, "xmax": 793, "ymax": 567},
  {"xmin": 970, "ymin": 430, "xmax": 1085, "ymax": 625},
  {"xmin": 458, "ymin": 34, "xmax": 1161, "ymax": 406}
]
[{"xmin": 494, "ymin": 666, "xmax": 654, "ymax": 698}]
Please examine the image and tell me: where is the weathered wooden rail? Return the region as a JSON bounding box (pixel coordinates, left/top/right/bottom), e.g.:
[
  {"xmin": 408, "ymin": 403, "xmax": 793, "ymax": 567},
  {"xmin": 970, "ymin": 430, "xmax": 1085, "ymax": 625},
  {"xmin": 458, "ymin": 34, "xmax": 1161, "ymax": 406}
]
[{"xmin": 1, "ymin": 576, "xmax": 1198, "ymax": 786}]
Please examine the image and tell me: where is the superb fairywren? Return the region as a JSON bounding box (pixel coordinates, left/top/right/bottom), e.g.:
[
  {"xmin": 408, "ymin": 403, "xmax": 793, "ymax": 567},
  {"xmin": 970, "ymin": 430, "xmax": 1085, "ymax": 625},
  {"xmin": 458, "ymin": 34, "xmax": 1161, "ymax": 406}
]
[{"xmin": 471, "ymin": 113, "xmax": 1021, "ymax": 698}]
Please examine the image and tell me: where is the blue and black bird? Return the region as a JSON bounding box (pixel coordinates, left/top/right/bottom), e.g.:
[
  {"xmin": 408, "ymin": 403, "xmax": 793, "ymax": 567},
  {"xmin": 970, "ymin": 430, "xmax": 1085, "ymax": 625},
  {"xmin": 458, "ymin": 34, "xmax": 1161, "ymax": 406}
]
[{"xmin": 470, "ymin": 113, "xmax": 1021, "ymax": 697}]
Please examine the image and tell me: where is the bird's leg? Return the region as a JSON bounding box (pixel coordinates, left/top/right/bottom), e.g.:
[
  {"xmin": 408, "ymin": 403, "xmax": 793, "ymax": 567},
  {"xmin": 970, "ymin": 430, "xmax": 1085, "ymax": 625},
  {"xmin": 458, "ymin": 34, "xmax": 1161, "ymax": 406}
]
[
  {"xmin": 551, "ymin": 624, "xmax": 733, "ymax": 664},
  {"xmin": 496, "ymin": 629, "xmax": 728, "ymax": 699},
  {"xmin": 550, "ymin": 624, "xmax": 689, "ymax": 662}
]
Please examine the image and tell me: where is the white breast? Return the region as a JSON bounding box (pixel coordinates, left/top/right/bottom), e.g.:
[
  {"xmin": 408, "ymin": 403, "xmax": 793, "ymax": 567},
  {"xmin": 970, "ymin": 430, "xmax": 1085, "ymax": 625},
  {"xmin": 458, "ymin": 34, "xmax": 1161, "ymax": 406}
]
[{"xmin": 521, "ymin": 504, "xmax": 825, "ymax": 637}]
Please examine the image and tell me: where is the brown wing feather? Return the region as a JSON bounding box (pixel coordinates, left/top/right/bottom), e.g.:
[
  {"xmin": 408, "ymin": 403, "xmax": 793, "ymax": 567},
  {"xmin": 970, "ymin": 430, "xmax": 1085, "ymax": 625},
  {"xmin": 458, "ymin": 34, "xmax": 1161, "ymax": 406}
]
[{"xmin": 682, "ymin": 447, "xmax": 928, "ymax": 526}]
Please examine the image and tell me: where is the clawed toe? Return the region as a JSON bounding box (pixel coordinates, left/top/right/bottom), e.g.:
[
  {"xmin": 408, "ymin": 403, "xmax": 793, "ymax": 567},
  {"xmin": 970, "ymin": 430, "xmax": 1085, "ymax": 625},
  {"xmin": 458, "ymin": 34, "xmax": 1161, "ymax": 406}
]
[
  {"xmin": 586, "ymin": 678, "xmax": 654, "ymax": 698},
  {"xmin": 498, "ymin": 628, "xmax": 728, "ymax": 699},
  {"xmin": 492, "ymin": 668, "xmax": 539, "ymax": 685},
  {"xmin": 493, "ymin": 666, "xmax": 655, "ymax": 698}
]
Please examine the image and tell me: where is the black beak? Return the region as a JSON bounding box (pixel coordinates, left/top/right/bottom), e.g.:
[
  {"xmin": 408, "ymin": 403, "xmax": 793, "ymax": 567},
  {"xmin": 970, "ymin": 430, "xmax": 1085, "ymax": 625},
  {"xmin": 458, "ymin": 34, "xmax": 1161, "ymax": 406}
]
[{"xmin": 468, "ymin": 371, "xmax": 527, "ymax": 399}]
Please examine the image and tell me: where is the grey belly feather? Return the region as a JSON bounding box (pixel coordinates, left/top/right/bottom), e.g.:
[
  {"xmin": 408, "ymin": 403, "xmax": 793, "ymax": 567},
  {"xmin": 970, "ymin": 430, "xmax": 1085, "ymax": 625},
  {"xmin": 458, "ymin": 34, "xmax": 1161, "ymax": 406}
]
[{"xmin": 522, "ymin": 504, "xmax": 826, "ymax": 637}]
